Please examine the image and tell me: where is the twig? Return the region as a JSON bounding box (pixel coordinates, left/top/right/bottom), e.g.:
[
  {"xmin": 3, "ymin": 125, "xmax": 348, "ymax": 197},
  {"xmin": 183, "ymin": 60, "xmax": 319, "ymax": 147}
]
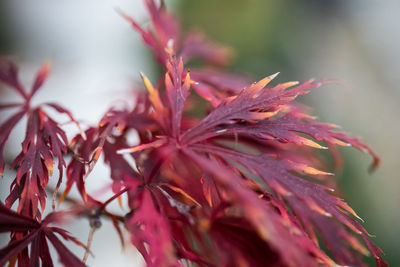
[
  {"xmin": 52, "ymin": 176, "xmax": 63, "ymax": 210},
  {"xmin": 46, "ymin": 187, "xmax": 126, "ymax": 223},
  {"xmin": 100, "ymin": 187, "xmax": 128, "ymax": 210},
  {"xmin": 82, "ymin": 226, "xmax": 96, "ymax": 263}
]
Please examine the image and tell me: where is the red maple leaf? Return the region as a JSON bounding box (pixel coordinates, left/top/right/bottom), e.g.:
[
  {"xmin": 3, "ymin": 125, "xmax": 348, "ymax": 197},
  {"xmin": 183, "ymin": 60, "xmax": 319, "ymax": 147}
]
[
  {"xmin": 0, "ymin": 61, "xmax": 82, "ymax": 218},
  {"xmin": 108, "ymin": 2, "xmax": 387, "ymax": 266},
  {"xmin": 0, "ymin": 203, "xmax": 86, "ymax": 267}
]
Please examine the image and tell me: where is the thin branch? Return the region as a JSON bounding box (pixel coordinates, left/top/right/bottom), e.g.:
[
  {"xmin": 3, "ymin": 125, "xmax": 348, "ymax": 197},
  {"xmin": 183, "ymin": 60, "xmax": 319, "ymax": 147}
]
[
  {"xmin": 99, "ymin": 187, "xmax": 128, "ymax": 210},
  {"xmin": 46, "ymin": 187, "xmax": 126, "ymax": 223},
  {"xmin": 82, "ymin": 226, "xmax": 96, "ymax": 263},
  {"xmin": 51, "ymin": 176, "xmax": 63, "ymax": 210}
]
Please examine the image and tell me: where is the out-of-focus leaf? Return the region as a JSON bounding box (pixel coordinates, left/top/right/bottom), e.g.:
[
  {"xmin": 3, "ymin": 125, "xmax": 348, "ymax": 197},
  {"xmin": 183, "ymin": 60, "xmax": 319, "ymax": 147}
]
[{"xmin": 0, "ymin": 203, "xmax": 86, "ymax": 267}]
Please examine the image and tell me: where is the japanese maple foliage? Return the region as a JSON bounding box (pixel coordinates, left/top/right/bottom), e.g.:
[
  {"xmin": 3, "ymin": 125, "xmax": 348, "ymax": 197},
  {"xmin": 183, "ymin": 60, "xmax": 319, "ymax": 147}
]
[{"xmin": 0, "ymin": 0, "xmax": 387, "ymax": 266}]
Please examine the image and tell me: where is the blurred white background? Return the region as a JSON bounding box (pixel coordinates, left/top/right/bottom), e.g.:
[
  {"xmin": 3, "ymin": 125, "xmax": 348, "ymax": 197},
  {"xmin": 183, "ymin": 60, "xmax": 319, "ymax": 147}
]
[{"xmin": 0, "ymin": 0, "xmax": 152, "ymax": 266}]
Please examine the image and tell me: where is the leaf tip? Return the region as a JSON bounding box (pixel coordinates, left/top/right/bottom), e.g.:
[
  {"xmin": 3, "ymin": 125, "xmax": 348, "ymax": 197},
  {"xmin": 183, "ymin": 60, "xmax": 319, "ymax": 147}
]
[
  {"xmin": 269, "ymin": 72, "xmax": 280, "ymax": 80},
  {"xmin": 42, "ymin": 60, "xmax": 52, "ymax": 73},
  {"xmin": 116, "ymin": 148, "xmax": 131, "ymax": 154},
  {"xmin": 301, "ymin": 138, "xmax": 328, "ymax": 149}
]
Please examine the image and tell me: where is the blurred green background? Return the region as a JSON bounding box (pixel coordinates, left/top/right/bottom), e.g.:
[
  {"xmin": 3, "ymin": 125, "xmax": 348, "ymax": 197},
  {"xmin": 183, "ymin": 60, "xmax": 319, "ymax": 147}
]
[{"xmin": 178, "ymin": 0, "xmax": 400, "ymax": 265}]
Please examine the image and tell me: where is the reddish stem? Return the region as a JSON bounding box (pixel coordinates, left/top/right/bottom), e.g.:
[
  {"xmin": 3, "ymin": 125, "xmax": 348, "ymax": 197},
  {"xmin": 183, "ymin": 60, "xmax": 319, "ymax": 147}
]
[{"xmin": 100, "ymin": 187, "xmax": 129, "ymax": 210}]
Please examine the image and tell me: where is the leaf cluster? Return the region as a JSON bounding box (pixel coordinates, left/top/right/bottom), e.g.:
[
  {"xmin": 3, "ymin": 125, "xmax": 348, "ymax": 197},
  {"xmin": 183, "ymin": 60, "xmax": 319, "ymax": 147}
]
[{"xmin": 0, "ymin": 1, "xmax": 386, "ymax": 266}]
